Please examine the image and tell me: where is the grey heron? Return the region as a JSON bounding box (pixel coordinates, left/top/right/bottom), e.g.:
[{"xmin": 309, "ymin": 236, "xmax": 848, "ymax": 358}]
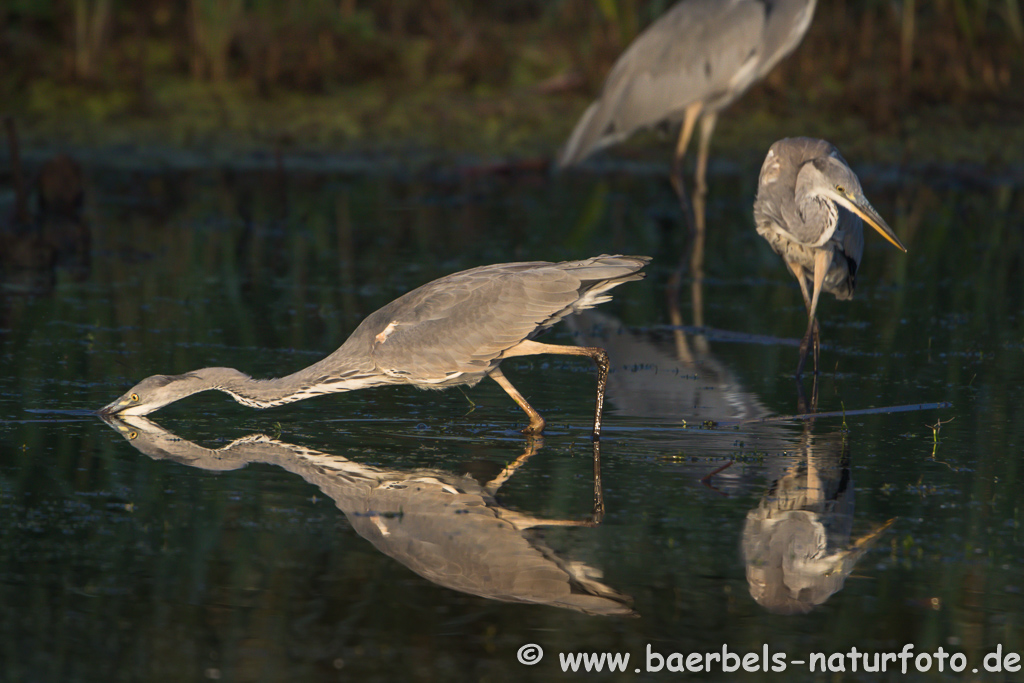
[
  {"xmin": 753, "ymin": 138, "xmax": 906, "ymax": 376},
  {"xmin": 99, "ymin": 254, "xmax": 651, "ymax": 438},
  {"xmin": 557, "ymin": 0, "xmax": 817, "ymax": 229}
]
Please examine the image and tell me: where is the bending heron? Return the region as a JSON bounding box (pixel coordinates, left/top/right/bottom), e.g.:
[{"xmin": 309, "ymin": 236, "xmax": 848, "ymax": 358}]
[
  {"xmin": 753, "ymin": 138, "xmax": 906, "ymax": 376},
  {"xmin": 557, "ymin": 0, "xmax": 817, "ymax": 223},
  {"xmin": 99, "ymin": 254, "xmax": 651, "ymax": 438}
]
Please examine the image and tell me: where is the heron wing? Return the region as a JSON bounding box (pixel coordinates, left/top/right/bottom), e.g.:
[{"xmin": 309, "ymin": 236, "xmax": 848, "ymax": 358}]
[
  {"xmin": 759, "ymin": 0, "xmax": 818, "ymax": 77},
  {"xmin": 822, "ymin": 208, "xmax": 864, "ymax": 300},
  {"xmin": 363, "ymin": 256, "xmax": 648, "ymax": 384}
]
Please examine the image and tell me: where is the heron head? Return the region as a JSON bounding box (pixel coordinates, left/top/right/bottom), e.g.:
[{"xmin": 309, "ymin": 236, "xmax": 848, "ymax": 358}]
[
  {"xmin": 807, "ymin": 155, "xmax": 907, "ymax": 253},
  {"xmin": 99, "ymin": 372, "xmax": 205, "ymax": 416}
]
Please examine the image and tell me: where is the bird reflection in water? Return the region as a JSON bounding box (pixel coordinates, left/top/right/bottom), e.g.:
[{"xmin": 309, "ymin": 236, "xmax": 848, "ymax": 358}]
[
  {"xmin": 100, "ymin": 414, "xmax": 634, "ymax": 617},
  {"xmin": 742, "ymin": 427, "xmax": 895, "ymax": 614},
  {"xmin": 569, "ymin": 309, "xmax": 769, "ymax": 424},
  {"xmin": 568, "ymin": 308, "xmax": 797, "ymax": 496},
  {"xmin": 1, "ymin": 118, "xmax": 90, "ymax": 294}
]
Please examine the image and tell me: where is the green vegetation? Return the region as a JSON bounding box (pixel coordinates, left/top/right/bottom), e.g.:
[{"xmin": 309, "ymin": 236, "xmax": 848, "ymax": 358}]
[{"xmin": 2, "ymin": 1, "xmax": 1023, "ymax": 162}]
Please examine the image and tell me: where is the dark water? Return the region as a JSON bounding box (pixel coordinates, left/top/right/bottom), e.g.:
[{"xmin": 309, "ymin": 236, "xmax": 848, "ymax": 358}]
[{"xmin": 2, "ymin": 156, "xmax": 1023, "ymax": 681}]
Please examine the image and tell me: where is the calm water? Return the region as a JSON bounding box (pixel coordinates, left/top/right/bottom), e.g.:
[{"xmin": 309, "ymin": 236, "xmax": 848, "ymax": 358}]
[{"xmin": 2, "ymin": 155, "xmax": 1023, "ymax": 681}]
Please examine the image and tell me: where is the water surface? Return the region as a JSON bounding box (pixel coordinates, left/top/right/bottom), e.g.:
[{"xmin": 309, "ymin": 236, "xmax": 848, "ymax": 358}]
[{"xmin": 1, "ymin": 158, "xmax": 1022, "ymax": 681}]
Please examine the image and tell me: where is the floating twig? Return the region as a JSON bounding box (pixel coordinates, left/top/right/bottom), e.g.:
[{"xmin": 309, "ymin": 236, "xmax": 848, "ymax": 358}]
[{"xmin": 710, "ymin": 401, "xmax": 953, "ymax": 428}]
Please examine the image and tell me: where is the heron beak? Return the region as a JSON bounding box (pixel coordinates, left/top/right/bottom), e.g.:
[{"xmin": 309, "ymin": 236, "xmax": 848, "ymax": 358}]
[
  {"xmin": 97, "ymin": 396, "xmax": 129, "ymax": 416},
  {"xmin": 840, "ymin": 195, "xmax": 907, "ymax": 253}
]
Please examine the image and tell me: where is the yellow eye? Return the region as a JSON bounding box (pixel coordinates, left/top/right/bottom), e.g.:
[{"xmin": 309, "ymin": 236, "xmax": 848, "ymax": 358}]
[
  {"xmin": 835, "ymin": 184, "xmax": 845, "ymax": 194},
  {"xmin": 128, "ymin": 431, "xmax": 138, "ymax": 440},
  {"xmin": 130, "ymin": 393, "xmax": 140, "ymax": 402}
]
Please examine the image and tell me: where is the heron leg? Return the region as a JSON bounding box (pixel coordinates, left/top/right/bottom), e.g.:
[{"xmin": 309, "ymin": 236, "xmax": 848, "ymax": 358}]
[
  {"xmin": 811, "ymin": 368, "xmax": 820, "ymax": 410},
  {"xmin": 692, "ymin": 111, "xmax": 716, "ymax": 244},
  {"xmin": 500, "ymin": 339, "xmax": 610, "ymax": 441},
  {"xmin": 796, "ymin": 249, "xmax": 834, "ymax": 377},
  {"xmin": 796, "ymin": 372, "xmax": 821, "ymax": 415},
  {"xmin": 484, "ymin": 438, "xmax": 542, "ymax": 494},
  {"xmin": 812, "ymin": 318, "xmax": 821, "ymax": 375},
  {"xmin": 590, "ymin": 439, "xmax": 605, "ymax": 522},
  {"xmin": 488, "ymin": 366, "xmax": 546, "ymax": 435},
  {"xmin": 484, "ymin": 440, "xmax": 603, "ymax": 525},
  {"xmin": 787, "ymin": 260, "xmax": 813, "ymax": 311},
  {"xmin": 671, "ymin": 102, "xmax": 702, "ymax": 203},
  {"xmin": 669, "ymin": 103, "xmax": 708, "ymax": 358},
  {"xmin": 688, "ymin": 111, "xmax": 717, "ymax": 304},
  {"xmin": 671, "ymin": 102, "xmax": 703, "ymax": 237},
  {"xmin": 788, "ymin": 260, "xmax": 814, "ymax": 377},
  {"xmin": 694, "ymin": 110, "xmax": 718, "ymax": 207},
  {"xmin": 665, "ymin": 273, "xmax": 695, "ymax": 364},
  {"xmin": 796, "ymin": 317, "xmax": 815, "ymax": 377}
]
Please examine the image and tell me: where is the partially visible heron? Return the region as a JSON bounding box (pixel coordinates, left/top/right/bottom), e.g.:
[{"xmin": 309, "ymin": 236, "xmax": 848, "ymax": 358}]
[
  {"xmin": 557, "ymin": 0, "xmax": 817, "ymax": 226},
  {"xmin": 99, "ymin": 254, "xmax": 651, "ymax": 438},
  {"xmin": 753, "ymin": 138, "xmax": 907, "ymax": 376}
]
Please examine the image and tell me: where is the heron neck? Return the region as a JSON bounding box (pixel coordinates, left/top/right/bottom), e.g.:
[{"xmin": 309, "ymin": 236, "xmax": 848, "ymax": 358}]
[
  {"xmin": 795, "ymin": 192, "xmax": 838, "ymax": 247},
  {"xmin": 193, "ymin": 342, "xmax": 385, "ymax": 409}
]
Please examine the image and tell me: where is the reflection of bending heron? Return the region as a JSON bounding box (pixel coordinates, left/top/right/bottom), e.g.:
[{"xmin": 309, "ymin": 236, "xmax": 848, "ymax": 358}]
[
  {"xmin": 102, "ymin": 414, "xmax": 634, "ymax": 617},
  {"xmin": 100, "ymin": 255, "xmax": 650, "ymax": 439},
  {"xmin": 742, "ymin": 427, "xmax": 894, "ymax": 614}
]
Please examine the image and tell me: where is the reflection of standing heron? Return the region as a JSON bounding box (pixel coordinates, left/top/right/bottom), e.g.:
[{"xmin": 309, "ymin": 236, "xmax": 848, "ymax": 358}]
[
  {"xmin": 558, "ymin": 0, "xmax": 817, "ymax": 231},
  {"xmin": 100, "ymin": 255, "xmax": 650, "ymax": 438},
  {"xmin": 742, "ymin": 427, "xmax": 895, "ymax": 614},
  {"xmin": 753, "ymin": 138, "xmax": 906, "ymax": 376}
]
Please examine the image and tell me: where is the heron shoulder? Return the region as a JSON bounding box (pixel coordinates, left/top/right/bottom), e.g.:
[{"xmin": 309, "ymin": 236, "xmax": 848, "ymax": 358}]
[{"xmin": 609, "ymin": 0, "xmax": 767, "ymax": 103}]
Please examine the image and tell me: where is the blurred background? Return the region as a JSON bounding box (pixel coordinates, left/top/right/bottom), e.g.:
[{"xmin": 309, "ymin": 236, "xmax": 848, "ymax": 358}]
[{"xmin": 2, "ymin": 0, "xmax": 1022, "ymax": 163}]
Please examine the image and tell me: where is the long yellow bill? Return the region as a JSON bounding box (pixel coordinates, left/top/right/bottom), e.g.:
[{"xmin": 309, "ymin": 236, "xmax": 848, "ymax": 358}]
[{"xmin": 844, "ymin": 199, "xmax": 907, "ymax": 252}]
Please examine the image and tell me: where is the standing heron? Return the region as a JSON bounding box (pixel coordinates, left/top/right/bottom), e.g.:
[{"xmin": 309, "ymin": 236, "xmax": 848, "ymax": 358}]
[
  {"xmin": 557, "ymin": 0, "xmax": 817, "ymax": 233},
  {"xmin": 753, "ymin": 138, "xmax": 906, "ymax": 376},
  {"xmin": 99, "ymin": 254, "xmax": 650, "ymax": 439}
]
